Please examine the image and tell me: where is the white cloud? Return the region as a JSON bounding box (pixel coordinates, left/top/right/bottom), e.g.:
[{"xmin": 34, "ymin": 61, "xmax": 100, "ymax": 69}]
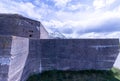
[
  {"xmin": 79, "ymin": 32, "xmax": 120, "ymax": 38},
  {"xmin": 93, "ymin": 0, "xmax": 106, "ymax": 9},
  {"xmin": 53, "ymin": 0, "xmax": 71, "ymax": 7},
  {"xmin": 43, "ymin": 20, "xmax": 64, "ymax": 28},
  {"xmin": 106, "ymin": 0, "xmax": 116, "ymax": 5},
  {"xmin": 0, "ymin": 0, "xmax": 41, "ymax": 19},
  {"xmin": 0, "ymin": 0, "xmax": 120, "ymax": 38},
  {"xmin": 34, "ymin": 0, "xmax": 41, "ymax": 5},
  {"xmin": 67, "ymin": 3, "xmax": 90, "ymax": 11},
  {"xmin": 43, "ymin": 8, "xmax": 120, "ymax": 38},
  {"xmin": 68, "ymin": 4, "xmax": 82, "ymax": 10},
  {"xmin": 0, "ymin": 0, "xmax": 53, "ymax": 20},
  {"xmin": 93, "ymin": 0, "xmax": 116, "ymax": 9}
]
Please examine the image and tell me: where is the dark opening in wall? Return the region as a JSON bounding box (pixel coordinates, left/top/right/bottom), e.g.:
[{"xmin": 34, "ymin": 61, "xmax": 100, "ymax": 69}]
[
  {"xmin": 29, "ymin": 30, "xmax": 33, "ymax": 33},
  {"xmin": 29, "ymin": 34, "xmax": 32, "ymax": 37}
]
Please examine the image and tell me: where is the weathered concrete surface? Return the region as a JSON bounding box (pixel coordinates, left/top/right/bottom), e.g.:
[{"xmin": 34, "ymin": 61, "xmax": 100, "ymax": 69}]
[
  {"xmin": 0, "ymin": 14, "xmax": 120, "ymax": 81},
  {"xmin": 0, "ymin": 36, "xmax": 40, "ymax": 81},
  {"xmin": 20, "ymin": 39, "xmax": 41, "ymax": 81},
  {"xmin": 0, "ymin": 14, "xmax": 40, "ymax": 39},
  {"xmin": 8, "ymin": 36, "xmax": 29, "ymax": 81},
  {"xmin": 39, "ymin": 39, "xmax": 119, "ymax": 71},
  {"xmin": 0, "ymin": 14, "xmax": 49, "ymax": 39},
  {"xmin": 40, "ymin": 24, "xmax": 49, "ymax": 39},
  {"xmin": 0, "ymin": 35, "xmax": 12, "ymax": 81},
  {"xmin": 0, "ymin": 14, "xmax": 49, "ymax": 81}
]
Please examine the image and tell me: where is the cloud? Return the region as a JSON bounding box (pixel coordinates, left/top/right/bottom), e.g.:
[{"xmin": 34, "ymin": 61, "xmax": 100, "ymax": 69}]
[
  {"xmin": 76, "ymin": 18, "xmax": 120, "ymax": 34},
  {"xmin": 93, "ymin": 0, "xmax": 106, "ymax": 9},
  {"xmin": 0, "ymin": 0, "xmax": 120, "ymax": 38},
  {"xmin": 53, "ymin": 0, "xmax": 71, "ymax": 7},
  {"xmin": 78, "ymin": 32, "xmax": 120, "ymax": 38},
  {"xmin": 93, "ymin": 0, "xmax": 116, "ymax": 9},
  {"xmin": 58, "ymin": 27, "xmax": 73, "ymax": 34},
  {"xmin": 66, "ymin": 3, "xmax": 90, "ymax": 11},
  {"xmin": 0, "ymin": 0, "xmax": 57, "ymax": 21},
  {"xmin": 43, "ymin": 8, "xmax": 120, "ymax": 38},
  {"xmin": 0, "ymin": 0, "xmax": 42, "ymax": 20}
]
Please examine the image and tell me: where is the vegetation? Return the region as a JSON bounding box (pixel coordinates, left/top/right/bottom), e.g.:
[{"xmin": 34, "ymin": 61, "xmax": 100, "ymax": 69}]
[{"xmin": 27, "ymin": 68, "xmax": 120, "ymax": 81}]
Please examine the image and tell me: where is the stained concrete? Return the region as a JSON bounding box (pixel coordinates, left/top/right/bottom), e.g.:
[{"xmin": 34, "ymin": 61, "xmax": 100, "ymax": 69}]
[
  {"xmin": 0, "ymin": 35, "xmax": 11, "ymax": 81},
  {"xmin": 9, "ymin": 36, "xmax": 29, "ymax": 81},
  {"xmin": 0, "ymin": 14, "xmax": 40, "ymax": 39},
  {"xmin": 39, "ymin": 39, "xmax": 119, "ymax": 71}
]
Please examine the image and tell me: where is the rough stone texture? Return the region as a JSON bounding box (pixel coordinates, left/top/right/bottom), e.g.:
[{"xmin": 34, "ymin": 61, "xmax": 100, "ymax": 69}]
[{"xmin": 0, "ymin": 14, "xmax": 119, "ymax": 81}]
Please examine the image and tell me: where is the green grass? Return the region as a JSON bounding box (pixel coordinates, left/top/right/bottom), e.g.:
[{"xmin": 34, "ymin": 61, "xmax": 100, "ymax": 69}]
[{"xmin": 27, "ymin": 68, "xmax": 120, "ymax": 81}]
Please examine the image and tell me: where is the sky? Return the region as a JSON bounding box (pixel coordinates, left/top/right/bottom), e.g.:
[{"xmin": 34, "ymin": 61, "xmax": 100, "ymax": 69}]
[{"xmin": 0, "ymin": 0, "xmax": 120, "ymax": 38}]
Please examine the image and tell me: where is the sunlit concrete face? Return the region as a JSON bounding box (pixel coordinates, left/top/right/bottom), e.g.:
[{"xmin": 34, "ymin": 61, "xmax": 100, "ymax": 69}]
[{"xmin": 8, "ymin": 36, "xmax": 29, "ymax": 81}]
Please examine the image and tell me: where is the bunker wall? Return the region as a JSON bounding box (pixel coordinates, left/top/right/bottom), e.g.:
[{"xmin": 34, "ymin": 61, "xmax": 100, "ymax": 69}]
[
  {"xmin": 39, "ymin": 39, "xmax": 119, "ymax": 71},
  {"xmin": 20, "ymin": 39, "xmax": 41, "ymax": 81},
  {"xmin": 0, "ymin": 35, "xmax": 12, "ymax": 81},
  {"xmin": 8, "ymin": 36, "xmax": 29, "ymax": 81},
  {"xmin": 0, "ymin": 14, "xmax": 40, "ymax": 39}
]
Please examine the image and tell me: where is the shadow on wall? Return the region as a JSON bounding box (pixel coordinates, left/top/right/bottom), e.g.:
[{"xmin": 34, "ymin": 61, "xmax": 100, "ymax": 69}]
[{"xmin": 20, "ymin": 40, "xmax": 41, "ymax": 81}]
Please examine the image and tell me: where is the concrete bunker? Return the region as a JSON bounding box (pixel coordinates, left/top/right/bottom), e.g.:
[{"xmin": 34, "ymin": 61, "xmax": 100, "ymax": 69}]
[{"xmin": 0, "ymin": 14, "xmax": 119, "ymax": 81}]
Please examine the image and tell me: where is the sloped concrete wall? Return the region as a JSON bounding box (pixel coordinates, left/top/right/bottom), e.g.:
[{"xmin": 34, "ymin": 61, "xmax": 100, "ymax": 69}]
[
  {"xmin": 8, "ymin": 36, "xmax": 29, "ymax": 81},
  {"xmin": 39, "ymin": 39, "xmax": 119, "ymax": 71},
  {"xmin": 0, "ymin": 36, "xmax": 39, "ymax": 81}
]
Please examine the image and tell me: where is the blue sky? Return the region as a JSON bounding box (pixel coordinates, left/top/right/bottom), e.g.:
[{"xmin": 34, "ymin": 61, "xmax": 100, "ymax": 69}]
[{"xmin": 0, "ymin": 0, "xmax": 120, "ymax": 38}]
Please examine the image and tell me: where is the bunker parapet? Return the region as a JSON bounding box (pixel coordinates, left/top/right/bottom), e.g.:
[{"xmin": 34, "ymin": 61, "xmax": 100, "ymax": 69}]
[
  {"xmin": 0, "ymin": 14, "xmax": 119, "ymax": 81},
  {"xmin": 39, "ymin": 39, "xmax": 119, "ymax": 71}
]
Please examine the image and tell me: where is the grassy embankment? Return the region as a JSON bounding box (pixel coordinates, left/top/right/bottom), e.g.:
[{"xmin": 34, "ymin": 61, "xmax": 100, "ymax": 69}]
[{"xmin": 27, "ymin": 68, "xmax": 120, "ymax": 81}]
